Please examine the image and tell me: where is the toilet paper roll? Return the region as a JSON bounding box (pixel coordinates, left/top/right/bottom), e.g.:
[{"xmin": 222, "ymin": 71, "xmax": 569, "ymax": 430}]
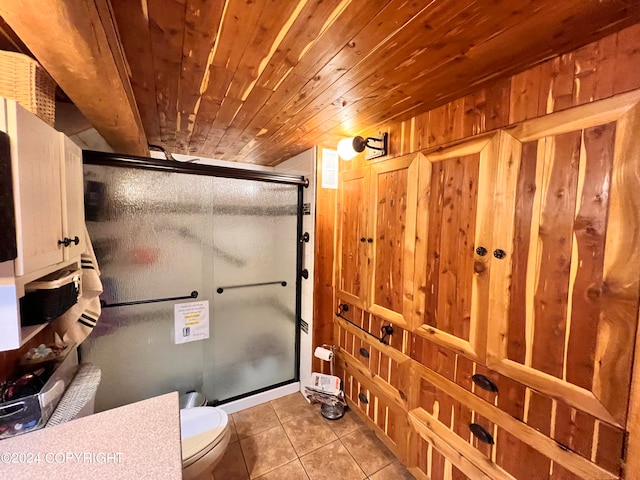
[{"xmin": 314, "ymin": 346, "xmax": 333, "ymax": 362}]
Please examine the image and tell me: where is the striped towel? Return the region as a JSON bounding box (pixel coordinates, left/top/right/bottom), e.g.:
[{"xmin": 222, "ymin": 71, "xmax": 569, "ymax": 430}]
[{"xmin": 52, "ymin": 224, "xmax": 103, "ymax": 345}]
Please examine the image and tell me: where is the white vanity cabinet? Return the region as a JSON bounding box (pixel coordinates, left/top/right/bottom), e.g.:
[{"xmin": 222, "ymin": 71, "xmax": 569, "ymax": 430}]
[{"xmin": 0, "ymin": 98, "xmax": 85, "ymax": 351}]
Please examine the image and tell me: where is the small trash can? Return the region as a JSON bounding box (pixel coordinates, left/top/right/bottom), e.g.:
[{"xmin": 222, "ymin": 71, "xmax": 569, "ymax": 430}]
[{"xmin": 179, "ymin": 391, "xmax": 207, "ymax": 409}]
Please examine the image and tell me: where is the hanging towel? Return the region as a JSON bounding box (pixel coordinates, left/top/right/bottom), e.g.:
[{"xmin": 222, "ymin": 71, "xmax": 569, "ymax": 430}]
[{"xmin": 53, "ymin": 225, "xmax": 103, "ymax": 345}]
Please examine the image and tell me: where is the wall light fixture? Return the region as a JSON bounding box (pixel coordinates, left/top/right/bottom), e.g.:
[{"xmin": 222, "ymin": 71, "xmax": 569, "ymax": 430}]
[{"xmin": 337, "ymin": 132, "xmax": 388, "ymax": 161}]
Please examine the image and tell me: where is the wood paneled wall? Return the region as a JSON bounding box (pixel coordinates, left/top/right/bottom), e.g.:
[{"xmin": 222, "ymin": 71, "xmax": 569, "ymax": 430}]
[
  {"xmin": 313, "ymin": 148, "xmax": 336, "ymax": 374},
  {"xmin": 354, "ymin": 24, "xmax": 640, "ymax": 166},
  {"xmin": 312, "ymin": 22, "xmax": 640, "ymax": 479}
]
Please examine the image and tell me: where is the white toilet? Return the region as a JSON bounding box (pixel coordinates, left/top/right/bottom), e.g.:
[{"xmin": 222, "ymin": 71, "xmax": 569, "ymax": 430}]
[{"xmin": 180, "ymin": 406, "xmax": 231, "ymax": 480}]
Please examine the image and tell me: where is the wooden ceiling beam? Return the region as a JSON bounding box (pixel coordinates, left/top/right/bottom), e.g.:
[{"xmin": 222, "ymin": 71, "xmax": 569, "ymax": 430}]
[
  {"xmin": 0, "ymin": 0, "xmax": 148, "ymax": 156},
  {"xmin": 0, "ymin": 17, "xmax": 31, "ymax": 55}
]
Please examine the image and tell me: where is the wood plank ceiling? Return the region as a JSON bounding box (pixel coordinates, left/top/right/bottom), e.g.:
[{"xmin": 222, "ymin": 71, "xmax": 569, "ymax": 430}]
[{"xmin": 3, "ymin": 1, "xmax": 640, "ymax": 165}]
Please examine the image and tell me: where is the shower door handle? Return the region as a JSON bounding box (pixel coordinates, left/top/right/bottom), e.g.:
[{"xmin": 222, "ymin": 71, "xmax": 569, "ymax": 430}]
[
  {"xmin": 101, "ymin": 291, "xmax": 199, "ymax": 308},
  {"xmin": 216, "ymin": 281, "xmax": 287, "ymax": 294}
]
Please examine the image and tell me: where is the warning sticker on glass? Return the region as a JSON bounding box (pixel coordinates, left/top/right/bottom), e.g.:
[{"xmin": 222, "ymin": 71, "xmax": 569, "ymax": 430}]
[{"xmin": 174, "ymin": 300, "xmax": 209, "ymax": 344}]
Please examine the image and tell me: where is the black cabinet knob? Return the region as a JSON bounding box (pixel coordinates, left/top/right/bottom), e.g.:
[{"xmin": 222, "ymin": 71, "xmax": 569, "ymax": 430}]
[
  {"xmin": 360, "ymin": 237, "xmax": 366, "ymax": 243},
  {"xmin": 359, "ymin": 347, "xmax": 370, "ymax": 359},
  {"xmin": 58, "ymin": 236, "xmax": 81, "ymax": 247},
  {"xmin": 469, "ymin": 423, "xmax": 494, "ymax": 444},
  {"xmin": 476, "ymin": 246, "xmax": 487, "ymax": 256},
  {"xmin": 493, "ymin": 249, "xmax": 506, "ymax": 259},
  {"xmin": 367, "ymin": 238, "xmax": 373, "ymax": 243},
  {"xmin": 358, "ymin": 393, "xmax": 369, "ymax": 404}
]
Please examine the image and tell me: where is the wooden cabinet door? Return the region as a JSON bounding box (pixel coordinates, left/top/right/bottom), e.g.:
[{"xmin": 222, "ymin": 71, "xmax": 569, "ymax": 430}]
[
  {"xmin": 367, "ymin": 154, "xmax": 419, "ymax": 328},
  {"xmin": 336, "ymin": 167, "xmax": 370, "ymax": 307},
  {"xmin": 9, "ymin": 101, "xmax": 63, "ymax": 276},
  {"xmin": 487, "ymin": 91, "xmax": 640, "ymax": 428},
  {"xmin": 59, "ymin": 133, "xmax": 85, "ymax": 260},
  {"xmin": 412, "ymin": 133, "xmax": 517, "ymax": 363}
]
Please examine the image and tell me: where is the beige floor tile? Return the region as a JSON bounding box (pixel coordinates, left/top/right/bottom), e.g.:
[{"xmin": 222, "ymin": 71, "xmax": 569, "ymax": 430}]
[
  {"xmin": 271, "ymin": 392, "xmax": 316, "ymax": 423},
  {"xmin": 341, "ymin": 428, "xmax": 395, "ymax": 476},
  {"xmin": 300, "ymin": 439, "xmax": 366, "ymax": 480},
  {"xmin": 229, "ymin": 415, "xmax": 239, "ymax": 443},
  {"xmin": 240, "ymin": 425, "xmax": 297, "ymax": 479},
  {"xmin": 213, "ymin": 441, "xmax": 249, "ymax": 480},
  {"xmin": 324, "ymin": 408, "xmax": 365, "ymax": 438},
  {"xmin": 232, "ymin": 402, "xmax": 280, "ymax": 439},
  {"xmin": 282, "ymin": 411, "xmax": 338, "ymax": 456},
  {"xmin": 254, "ymin": 459, "xmax": 310, "ymax": 480},
  {"xmin": 369, "ymin": 461, "xmax": 416, "ymax": 480}
]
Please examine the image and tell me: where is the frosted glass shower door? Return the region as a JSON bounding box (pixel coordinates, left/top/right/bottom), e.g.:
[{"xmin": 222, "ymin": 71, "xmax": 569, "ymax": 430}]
[
  {"xmin": 203, "ymin": 179, "xmax": 299, "ymax": 403},
  {"xmin": 80, "ymin": 163, "xmax": 300, "ymax": 411}
]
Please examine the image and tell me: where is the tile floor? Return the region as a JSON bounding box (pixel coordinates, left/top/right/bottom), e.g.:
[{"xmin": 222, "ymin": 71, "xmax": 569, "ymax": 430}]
[{"xmin": 214, "ymin": 392, "xmax": 416, "ymax": 480}]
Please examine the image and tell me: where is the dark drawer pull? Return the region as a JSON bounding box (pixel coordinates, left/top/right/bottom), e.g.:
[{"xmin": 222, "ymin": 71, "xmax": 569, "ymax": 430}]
[
  {"xmin": 471, "ymin": 374, "xmax": 498, "ymax": 393},
  {"xmin": 359, "ymin": 347, "xmax": 370, "ymax": 358},
  {"xmin": 476, "ymin": 246, "xmax": 487, "ymax": 256},
  {"xmin": 469, "ymin": 423, "xmax": 494, "ymax": 444},
  {"xmin": 358, "ymin": 393, "xmax": 369, "ymax": 404}
]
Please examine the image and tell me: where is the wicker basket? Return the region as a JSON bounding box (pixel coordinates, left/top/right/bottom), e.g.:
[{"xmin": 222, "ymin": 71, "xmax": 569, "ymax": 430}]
[{"xmin": 0, "ymin": 51, "xmax": 56, "ymax": 126}]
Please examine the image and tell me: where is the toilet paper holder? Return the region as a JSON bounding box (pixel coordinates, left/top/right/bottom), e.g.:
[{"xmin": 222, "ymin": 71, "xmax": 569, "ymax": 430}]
[{"xmin": 307, "ymin": 344, "xmax": 346, "ymax": 420}]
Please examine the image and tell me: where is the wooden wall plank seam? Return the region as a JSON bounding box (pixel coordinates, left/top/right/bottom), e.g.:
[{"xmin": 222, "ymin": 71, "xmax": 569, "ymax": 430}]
[{"xmin": 0, "ymin": 0, "xmax": 149, "ymax": 155}]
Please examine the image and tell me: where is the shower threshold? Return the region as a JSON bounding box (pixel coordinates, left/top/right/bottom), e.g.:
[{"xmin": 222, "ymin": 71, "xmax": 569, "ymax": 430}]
[{"xmin": 214, "ymin": 380, "xmax": 301, "ymax": 415}]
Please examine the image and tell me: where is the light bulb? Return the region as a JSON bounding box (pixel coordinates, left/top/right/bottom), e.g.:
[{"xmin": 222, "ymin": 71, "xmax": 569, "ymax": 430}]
[{"xmin": 337, "ymin": 137, "xmax": 357, "ymax": 160}]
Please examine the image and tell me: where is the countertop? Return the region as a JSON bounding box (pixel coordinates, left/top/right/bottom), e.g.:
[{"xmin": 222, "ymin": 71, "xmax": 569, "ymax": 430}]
[{"xmin": 0, "ymin": 392, "xmax": 182, "ymax": 479}]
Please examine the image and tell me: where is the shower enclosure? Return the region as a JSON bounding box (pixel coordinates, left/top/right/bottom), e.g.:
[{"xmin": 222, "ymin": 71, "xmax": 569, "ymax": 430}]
[{"xmin": 79, "ymin": 152, "xmax": 305, "ymax": 412}]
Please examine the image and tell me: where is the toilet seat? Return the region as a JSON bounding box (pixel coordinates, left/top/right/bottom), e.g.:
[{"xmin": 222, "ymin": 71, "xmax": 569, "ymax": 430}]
[{"xmin": 180, "ymin": 407, "xmax": 230, "ymax": 468}]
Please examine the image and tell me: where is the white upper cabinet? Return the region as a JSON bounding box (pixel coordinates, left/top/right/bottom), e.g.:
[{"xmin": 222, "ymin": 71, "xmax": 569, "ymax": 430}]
[
  {"xmin": 7, "ymin": 99, "xmax": 63, "ymax": 276},
  {"xmin": 59, "ymin": 133, "xmax": 84, "ymax": 261},
  {"xmin": 2, "ymin": 99, "xmax": 84, "ymax": 280}
]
